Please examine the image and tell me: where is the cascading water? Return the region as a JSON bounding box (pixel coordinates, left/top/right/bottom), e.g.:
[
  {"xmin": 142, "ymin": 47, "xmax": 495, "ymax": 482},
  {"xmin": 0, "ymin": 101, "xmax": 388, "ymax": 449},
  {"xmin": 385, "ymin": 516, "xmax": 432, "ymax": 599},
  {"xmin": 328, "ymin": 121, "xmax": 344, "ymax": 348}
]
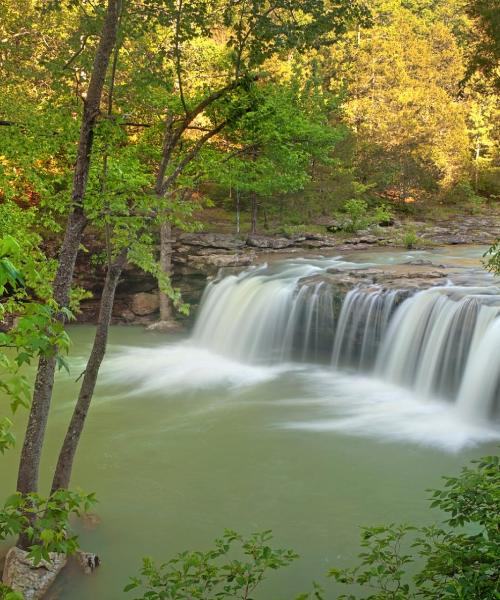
[
  {"xmin": 193, "ymin": 259, "xmax": 347, "ymax": 362},
  {"xmin": 191, "ymin": 258, "xmax": 500, "ymax": 424},
  {"xmin": 377, "ymin": 288, "xmax": 500, "ymax": 408},
  {"xmin": 331, "ymin": 288, "xmax": 402, "ymax": 370}
]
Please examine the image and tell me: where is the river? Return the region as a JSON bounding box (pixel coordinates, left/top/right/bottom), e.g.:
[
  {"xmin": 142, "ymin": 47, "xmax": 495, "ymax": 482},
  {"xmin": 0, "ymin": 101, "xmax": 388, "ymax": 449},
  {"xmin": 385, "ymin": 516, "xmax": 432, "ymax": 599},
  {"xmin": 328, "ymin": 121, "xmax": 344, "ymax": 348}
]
[{"xmin": 1, "ymin": 246, "xmax": 499, "ymax": 599}]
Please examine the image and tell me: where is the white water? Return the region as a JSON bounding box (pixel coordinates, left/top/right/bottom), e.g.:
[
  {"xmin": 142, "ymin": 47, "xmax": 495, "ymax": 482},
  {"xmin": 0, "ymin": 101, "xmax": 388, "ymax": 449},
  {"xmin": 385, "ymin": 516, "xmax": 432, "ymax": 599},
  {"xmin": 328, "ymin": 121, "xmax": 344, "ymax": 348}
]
[{"xmin": 103, "ymin": 252, "xmax": 500, "ymax": 450}]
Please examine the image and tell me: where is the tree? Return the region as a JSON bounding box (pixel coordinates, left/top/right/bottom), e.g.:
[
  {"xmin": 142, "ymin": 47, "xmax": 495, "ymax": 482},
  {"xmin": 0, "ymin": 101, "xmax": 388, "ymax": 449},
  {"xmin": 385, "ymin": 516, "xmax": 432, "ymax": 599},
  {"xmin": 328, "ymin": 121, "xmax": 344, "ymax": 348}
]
[
  {"xmin": 14, "ymin": 0, "xmax": 121, "ymax": 546},
  {"xmin": 336, "ymin": 1, "xmax": 470, "ymax": 199},
  {"xmin": 0, "ymin": 237, "xmax": 96, "ymax": 599},
  {"xmin": 125, "ymin": 0, "xmax": 367, "ymax": 325},
  {"xmin": 40, "ymin": 0, "xmax": 366, "ymax": 492},
  {"xmin": 466, "ymin": 0, "xmax": 500, "ymax": 90},
  {"xmin": 213, "ymin": 80, "xmax": 340, "ymax": 233}
]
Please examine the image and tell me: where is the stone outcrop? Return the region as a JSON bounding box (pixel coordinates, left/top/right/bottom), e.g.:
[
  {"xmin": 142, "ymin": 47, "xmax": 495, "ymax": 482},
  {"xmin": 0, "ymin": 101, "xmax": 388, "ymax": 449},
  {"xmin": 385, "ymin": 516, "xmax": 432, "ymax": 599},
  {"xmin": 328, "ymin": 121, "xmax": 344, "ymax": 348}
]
[
  {"xmin": 74, "ymin": 551, "xmax": 100, "ymax": 575},
  {"xmin": 299, "ymin": 265, "xmax": 449, "ymax": 295},
  {"xmin": 2, "ymin": 547, "xmax": 66, "ymax": 600},
  {"xmin": 177, "ymin": 232, "xmax": 246, "ymax": 250},
  {"xmin": 246, "ymin": 234, "xmax": 296, "ymax": 249}
]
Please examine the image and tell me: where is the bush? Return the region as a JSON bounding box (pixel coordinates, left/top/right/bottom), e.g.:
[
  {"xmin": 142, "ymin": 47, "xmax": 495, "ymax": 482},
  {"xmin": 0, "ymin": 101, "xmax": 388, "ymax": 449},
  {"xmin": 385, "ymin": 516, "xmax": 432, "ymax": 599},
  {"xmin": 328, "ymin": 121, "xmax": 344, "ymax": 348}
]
[
  {"xmin": 373, "ymin": 203, "xmax": 394, "ymax": 226},
  {"xmin": 484, "ymin": 240, "xmax": 500, "ymax": 274},
  {"xmin": 402, "ymin": 227, "xmax": 418, "ymax": 249},
  {"xmin": 330, "ymin": 454, "xmax": 500, "ymax": 600},
  {"xmin": 125, "ymin": 530, "xmax": 298, "ymax": 600},
  {"xmin": 342, "ymin": 199, "xmax": 369, "ymax": 232}
]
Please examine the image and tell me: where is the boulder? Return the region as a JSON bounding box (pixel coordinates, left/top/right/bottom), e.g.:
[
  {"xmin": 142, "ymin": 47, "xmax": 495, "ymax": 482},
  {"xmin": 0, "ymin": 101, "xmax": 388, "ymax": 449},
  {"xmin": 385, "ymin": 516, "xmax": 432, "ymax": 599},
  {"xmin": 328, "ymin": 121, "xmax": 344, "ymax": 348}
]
[
  {"xmin": 325, "ymin": 220, "xmax": 343, "ymax": 233},
  {"xmin": 146, "ymin": 320, "xmax": 184, "ymax": 333},
  {"xmin": 131, "ymin": 292, "xmax": 160, "ymax": 316},
  {"xmin": 357, "ymin": 235, "xmax": 379, "ymax": 244},
  {"xmin": 2, "ymin": 547, "xmax": 66, "ymax": 600}
]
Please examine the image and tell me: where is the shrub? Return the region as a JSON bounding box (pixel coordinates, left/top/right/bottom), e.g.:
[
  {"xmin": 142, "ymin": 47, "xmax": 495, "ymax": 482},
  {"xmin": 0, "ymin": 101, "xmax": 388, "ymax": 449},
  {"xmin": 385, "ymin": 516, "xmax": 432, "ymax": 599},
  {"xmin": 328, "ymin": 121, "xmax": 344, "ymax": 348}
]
[
  {"xmin": 484, "ymin": 240, "xmax": 500, "ymax": 274},
  {"xmin": 373, "ymin": 203, "xmax": 394, "ymax": 226},
  {"xmin": 342, "ymin": 199, "xmax": 369, "ymax": 232},
  {"xmin": 330, "ymin": 454, "xmax": 500, "ymax": 600},
  {"xmin": 125, "ymin": 530, "xmax": 298, "ymax": 600},
  {"xmin": 402, "ymin": 227, "xmax": 418, "ymax": 249}
]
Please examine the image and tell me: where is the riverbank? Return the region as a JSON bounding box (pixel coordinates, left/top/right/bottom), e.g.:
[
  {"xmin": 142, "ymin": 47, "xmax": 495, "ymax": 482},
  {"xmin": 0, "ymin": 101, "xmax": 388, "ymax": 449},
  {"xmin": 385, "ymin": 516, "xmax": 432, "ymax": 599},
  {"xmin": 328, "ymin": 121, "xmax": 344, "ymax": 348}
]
[{"xmin": 75, "ymin": 214, "xmax": 500, "ymax": 326}]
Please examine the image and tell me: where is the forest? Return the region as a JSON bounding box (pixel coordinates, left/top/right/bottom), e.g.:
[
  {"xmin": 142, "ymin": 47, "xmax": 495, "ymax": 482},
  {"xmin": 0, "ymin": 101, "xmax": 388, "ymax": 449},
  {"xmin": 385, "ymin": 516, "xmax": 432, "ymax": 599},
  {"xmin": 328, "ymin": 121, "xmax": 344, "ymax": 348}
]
[{"xmin": 0, "ymin": 0, "xmax": 499, "ymax": 599}]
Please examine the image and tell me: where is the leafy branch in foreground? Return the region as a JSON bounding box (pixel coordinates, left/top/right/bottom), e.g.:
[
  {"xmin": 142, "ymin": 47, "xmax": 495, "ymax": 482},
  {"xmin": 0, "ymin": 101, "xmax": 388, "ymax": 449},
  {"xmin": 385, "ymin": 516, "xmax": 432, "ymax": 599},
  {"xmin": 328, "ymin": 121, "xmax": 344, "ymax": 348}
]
[
  {"xmin": 125, "ymin": 529, "xmax": 298, "ymax": 600},
  {"xmin": 0, "ymin": 582, "xmax": 23, "ymax": 600},
  {"xmin": 484, "ymin": 240, "xmax": 500, "ymax": 274},
  {"xmin": 0, "ymin": 235, "xmax": 72, "ymax": 453},
  {"xmin": 0, "ymin": 490, "xmax": 97, "ymax": 565},
  {"xmin": 126, "ymin": 454, "xmax": 499, "ymax": 600},
  {"xmin": 329, "ymin": 454, "xmax": 500, "ymax": 600}
]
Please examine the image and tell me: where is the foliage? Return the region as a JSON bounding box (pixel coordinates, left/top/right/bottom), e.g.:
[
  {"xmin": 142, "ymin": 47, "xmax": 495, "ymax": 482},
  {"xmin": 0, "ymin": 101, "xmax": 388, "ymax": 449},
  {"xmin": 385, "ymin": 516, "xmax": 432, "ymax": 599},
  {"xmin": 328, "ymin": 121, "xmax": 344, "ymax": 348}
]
[
  {"xmin": 466, "ymin": 0, "xmax": 500, "ymax": 89},
  {"xmin": 0, "ymin": 583, "xmax": 23, "ymax": 600},
  {"xmin": 213, "ymin": 79, "xmax": 341, "ymax": 229},
  {"xmin": 342, "ymin": 199, "xmax": 370, "ymax": 232},
  {"xmin": 124, "ymin": 454, "xmax": 500, "ymax": 600},
  {"xmin": 125, "ymin": 530, "xmax": 298, "ymax": 600},
  {"xmin": 373, "ymin": 204, "xmax": 394, "ymax": 226},
  {"xmin": 0, "ymin": 235, "xmax": 71, "ymax": 452},
  {"xmin": 484, "ymin": 240, "xmax": 500, "ymax": 274},
  {"xmin": 329, "ymin": 453, "xmax": 500, "ymax": 599},
  {"xmin": 329, "ymin": 524, "xmax": 415, "ymax": 600},
  {"xmin": 402, "ymin": 228, "xmax": 419, "ymax": 249},
  {"xmin": 0, "ymin": 490, "xmax": 96, "ymax": 564}
]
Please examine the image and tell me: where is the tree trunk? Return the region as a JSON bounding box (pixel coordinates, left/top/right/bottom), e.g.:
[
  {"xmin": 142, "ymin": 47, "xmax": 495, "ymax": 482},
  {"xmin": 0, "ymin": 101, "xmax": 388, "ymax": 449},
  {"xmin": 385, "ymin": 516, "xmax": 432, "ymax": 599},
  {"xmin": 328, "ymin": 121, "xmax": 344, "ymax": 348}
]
[
  {"xmin": 51, "ymin": 250, "xmax": 127, "ymax": 493},
  {"xmin": 16, "ymin": 0, "xmax": 121, "ymax": 542},
  {"xmin": 159, "ymin": 220, "xmax": 173, "ymax": 322},
  {"xmin": 251, "ymin": 194, "xmax": 258, "ymax": 234},
  {"xmin": 475, "ymin": 141, "xmax": 481, "ymax": 192}
]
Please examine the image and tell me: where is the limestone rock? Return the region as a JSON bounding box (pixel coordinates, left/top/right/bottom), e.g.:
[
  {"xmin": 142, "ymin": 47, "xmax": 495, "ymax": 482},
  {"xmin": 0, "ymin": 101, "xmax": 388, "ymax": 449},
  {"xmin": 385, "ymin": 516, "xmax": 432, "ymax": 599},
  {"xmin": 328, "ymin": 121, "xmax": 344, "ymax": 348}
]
[
  {"xmin": 189, "ymin": 253, "xmax": 256, "ymax": 268},
  {"xmin": 131, "ymin": 292, "xmax": 160, "ymax": 316},
  {"xmin": 146, "ymin": 320, "xmax": 184, "ymax": 333},
  {"xmin": 325, "ymin": 220, "xmax": 343, "ymax": 233},
  {"xmin": 2, "ymin": 547, "xmax": 66, "ymax": 600},
  {"xmin": 246, "ymin": 235, "xmax": 295, "ymax": 249},
  {"xmin": 75, "ymin": 551, "xmax": 100, "ymax": 575},
  {"xmin": 178, "ymin": 233, "xmax": 245, "ymax": 250}
]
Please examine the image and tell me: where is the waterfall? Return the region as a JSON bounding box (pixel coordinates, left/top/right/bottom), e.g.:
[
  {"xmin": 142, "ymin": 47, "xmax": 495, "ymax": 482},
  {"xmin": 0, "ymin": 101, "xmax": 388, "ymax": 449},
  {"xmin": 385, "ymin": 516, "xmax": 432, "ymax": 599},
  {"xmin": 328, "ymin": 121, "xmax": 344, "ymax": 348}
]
[
  {"xmin": 191, "ymin": 260, "xmax": 500, "ymax": 423},
  {"xmin": 331, "ymin": 288, "xmax": 402, "ymax": 370},
  {"xmin": 377, "ymin": 287, "xmax": 500, "ymax": 417},
  {"xmin": 193, "ymin": 264, "xmax": 339, "ymax": 362}
]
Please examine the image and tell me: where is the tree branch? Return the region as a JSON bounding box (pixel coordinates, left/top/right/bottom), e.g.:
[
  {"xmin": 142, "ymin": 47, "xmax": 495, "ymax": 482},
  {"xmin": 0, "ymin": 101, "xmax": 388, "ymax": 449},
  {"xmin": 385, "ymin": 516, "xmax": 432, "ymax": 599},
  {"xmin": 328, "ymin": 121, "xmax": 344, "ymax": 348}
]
[{"xmin": 160, "ymin": 120, "xmax": 228, "ymax": 194}]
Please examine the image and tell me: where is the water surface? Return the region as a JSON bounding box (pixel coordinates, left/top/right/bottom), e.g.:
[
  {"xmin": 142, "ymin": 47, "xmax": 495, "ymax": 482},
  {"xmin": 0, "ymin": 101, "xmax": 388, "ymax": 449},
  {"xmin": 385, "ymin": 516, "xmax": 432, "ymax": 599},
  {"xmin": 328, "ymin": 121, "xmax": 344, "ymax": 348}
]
[{"xmin": 1, "ymin": 246, "xmax": 499, "ymax": 599}]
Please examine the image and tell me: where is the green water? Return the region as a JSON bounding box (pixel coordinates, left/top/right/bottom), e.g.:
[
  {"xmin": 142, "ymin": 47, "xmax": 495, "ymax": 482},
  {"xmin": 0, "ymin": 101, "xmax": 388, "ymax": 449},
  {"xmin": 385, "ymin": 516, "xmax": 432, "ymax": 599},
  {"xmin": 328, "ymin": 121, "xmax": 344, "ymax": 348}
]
[
  {"xmin": 1, "ymin": 245, "xmax": 499, "ymax": 598},
  {"xmin": 1, "ymin": 324, "xmax": 497, "ymax": 599}
]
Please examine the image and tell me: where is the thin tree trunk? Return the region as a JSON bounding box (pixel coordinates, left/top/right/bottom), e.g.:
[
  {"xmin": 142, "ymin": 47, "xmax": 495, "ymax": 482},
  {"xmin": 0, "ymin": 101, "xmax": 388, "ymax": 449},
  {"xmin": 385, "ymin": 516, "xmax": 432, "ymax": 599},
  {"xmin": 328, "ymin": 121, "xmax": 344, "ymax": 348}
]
[
  {"xmin": 51, "ymin": 250, "xmax": 127, "ymax": 493},
  {"xmin": 16, "ymin": 0, "xmax": 121, "ymax": 537},
  {"xmin": 475, "ymin": 141, "xmax": 481, "ymax": 192},
  {"xmin": 159, "ymin": 221, "xmax": 174, "ymax": 322},
  {"xmin": 251, "ymin": 194, "xmax": 258, "ymax": 234}
]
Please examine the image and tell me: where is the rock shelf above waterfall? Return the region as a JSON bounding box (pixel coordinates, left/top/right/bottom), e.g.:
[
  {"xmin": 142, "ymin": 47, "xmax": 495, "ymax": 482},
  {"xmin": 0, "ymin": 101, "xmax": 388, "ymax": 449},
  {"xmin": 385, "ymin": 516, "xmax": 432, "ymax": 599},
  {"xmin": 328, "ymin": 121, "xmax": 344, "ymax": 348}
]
[{"xmin": 298, "ymin": 266, "xmax": 449, "ymax": 295}]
